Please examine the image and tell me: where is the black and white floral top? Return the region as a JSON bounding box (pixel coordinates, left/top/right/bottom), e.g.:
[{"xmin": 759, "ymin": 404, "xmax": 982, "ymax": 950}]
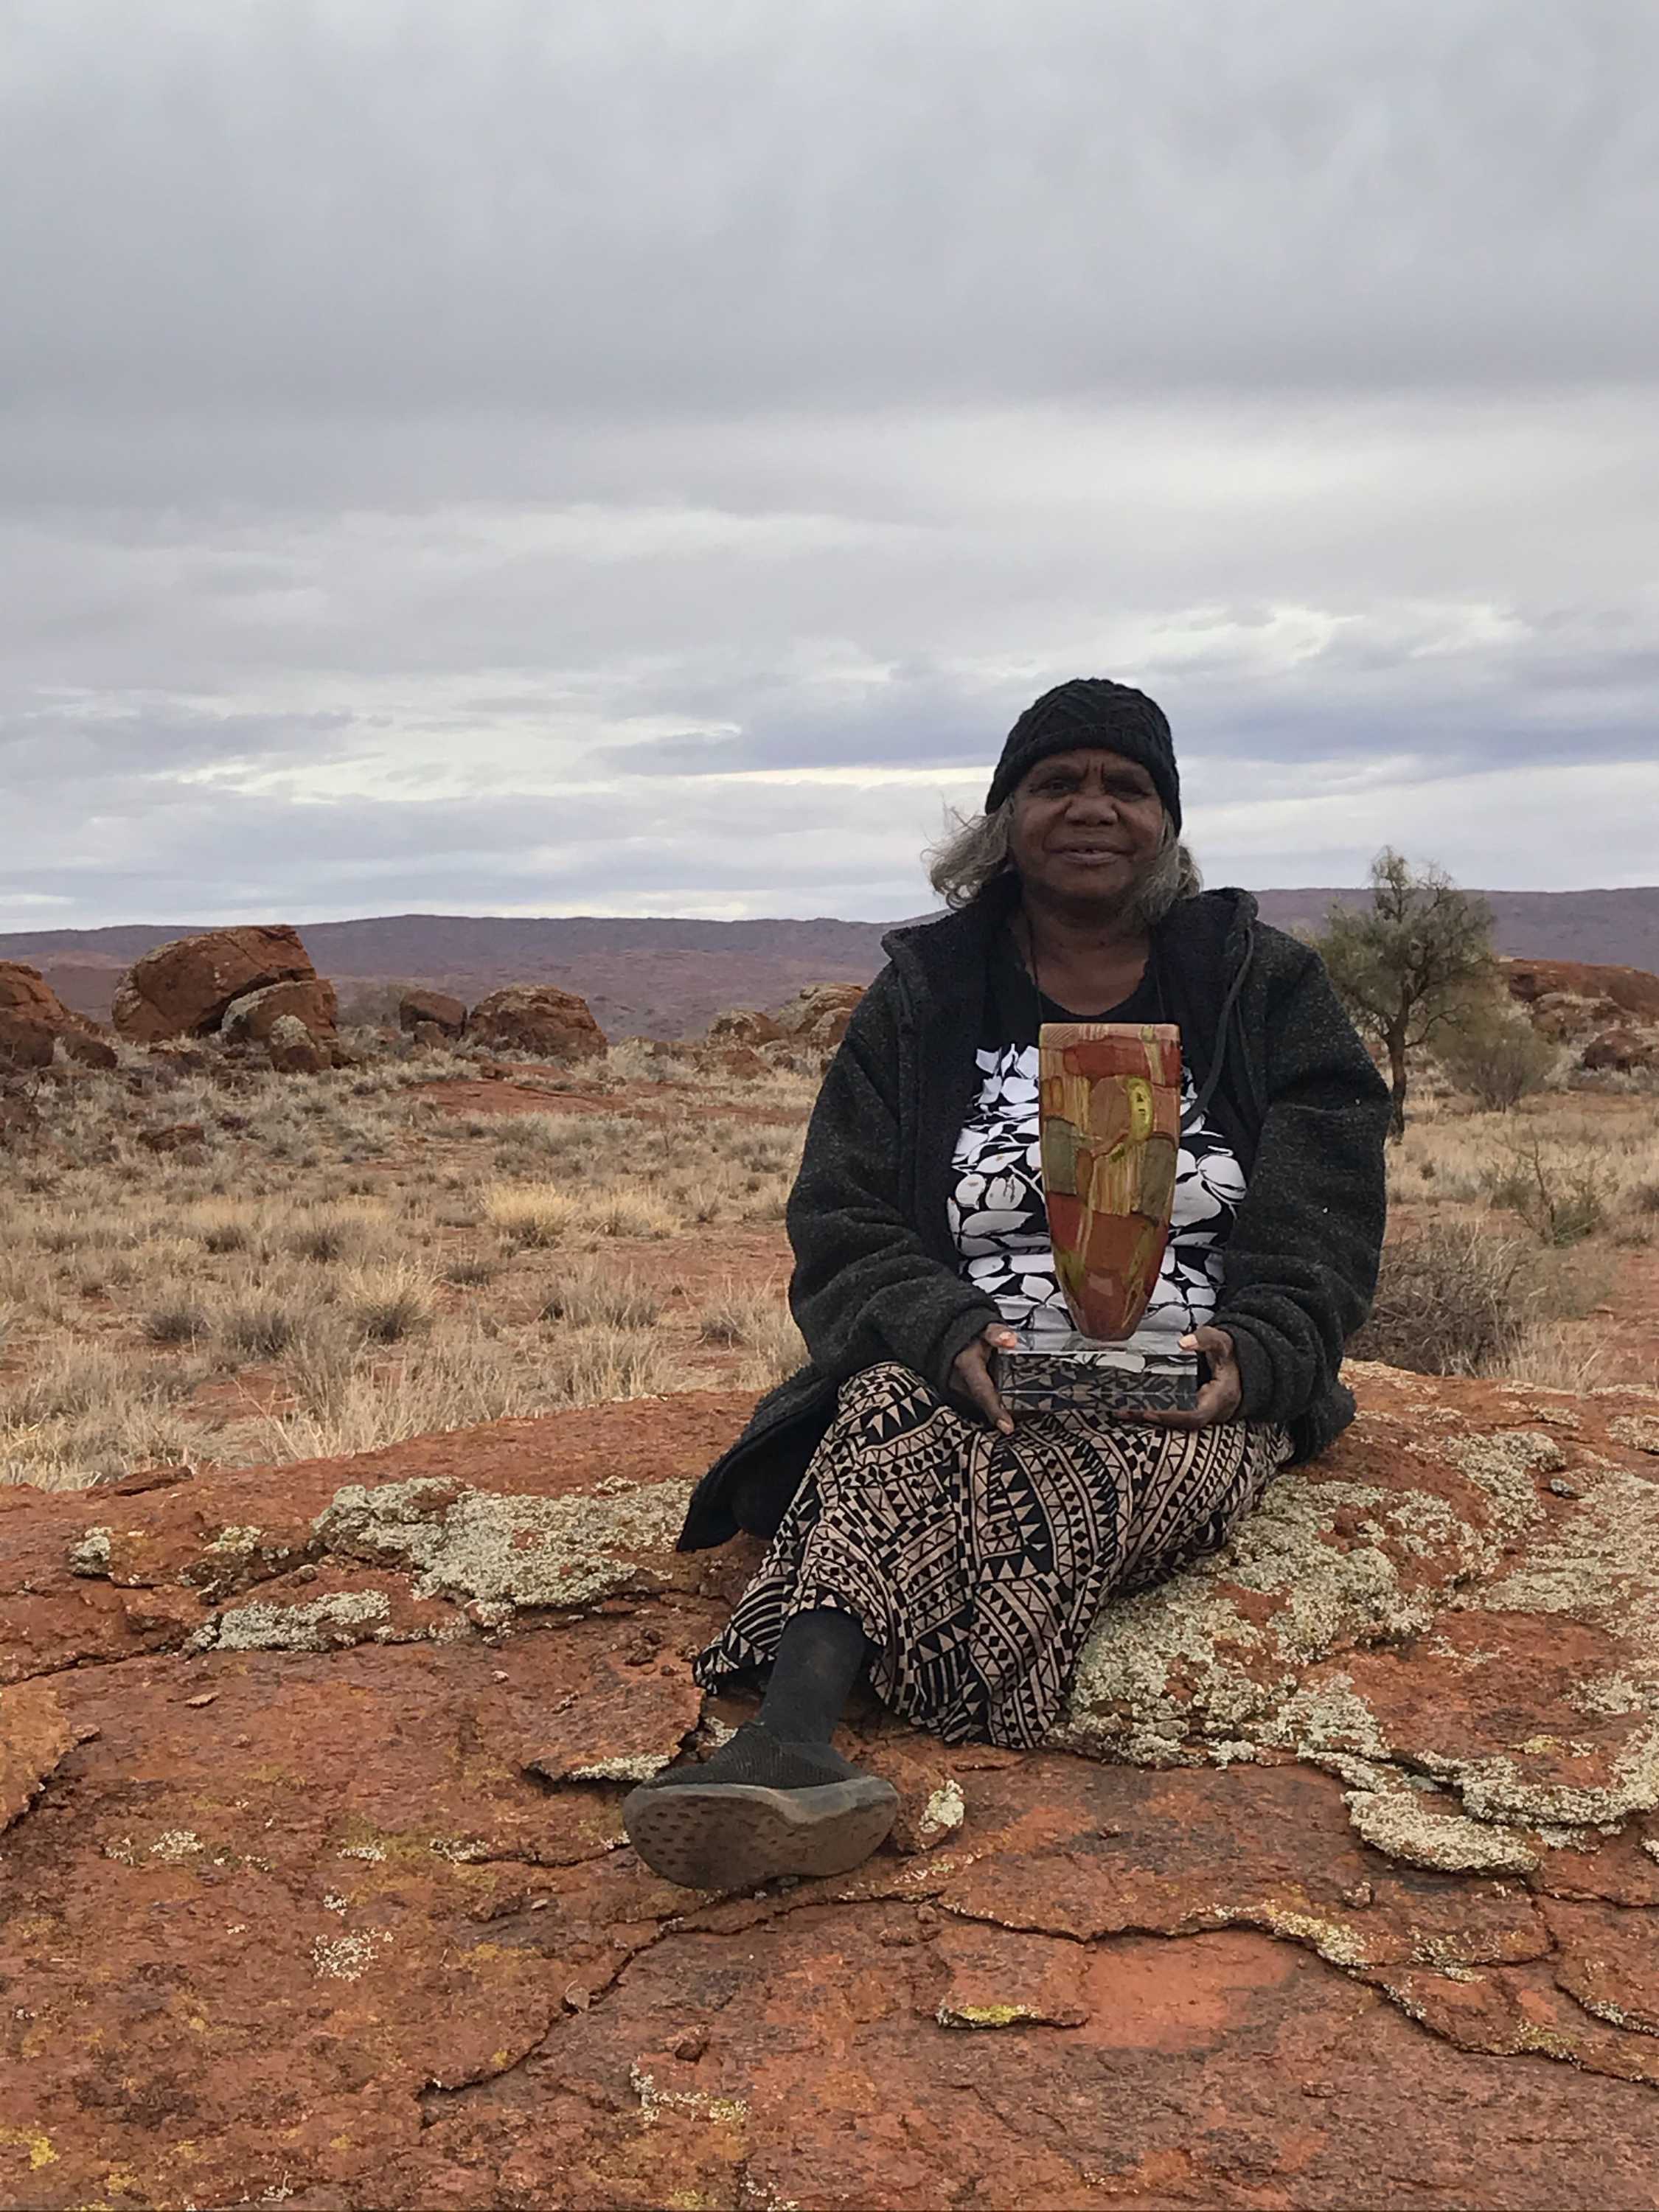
[{"xmin": 947, "ymin": 930, "xmax": 1247, "ymax": 1345}]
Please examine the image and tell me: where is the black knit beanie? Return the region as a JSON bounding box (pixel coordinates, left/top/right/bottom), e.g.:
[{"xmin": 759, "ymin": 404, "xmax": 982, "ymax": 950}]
[{"xmin": 985, "ymin": 678, "xmax": 1180, "ymax": 830}]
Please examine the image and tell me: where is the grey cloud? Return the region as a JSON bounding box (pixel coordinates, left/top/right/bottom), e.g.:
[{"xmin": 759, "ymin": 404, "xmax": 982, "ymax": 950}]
[
  {"xmin": 1, "ymin": 2, "xmax": 1655, "ymax": 925},
  {"xmin": 3, "ymin": 0, "xmax": 1657, "ymax": 425}
]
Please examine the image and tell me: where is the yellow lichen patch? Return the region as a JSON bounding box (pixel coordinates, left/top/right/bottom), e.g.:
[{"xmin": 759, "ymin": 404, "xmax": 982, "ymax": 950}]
[
  {"xmin": 936, "ymin": 2000, "xmax": 1034, "ymax": 2028},
  {"xmin": 0, "ymin": 2125, "xmax": 58, "ymax": 2171}
]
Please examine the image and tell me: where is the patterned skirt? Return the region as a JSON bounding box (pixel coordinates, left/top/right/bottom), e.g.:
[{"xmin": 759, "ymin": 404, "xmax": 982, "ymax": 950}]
[{"xmin": 695, "ymin": 1360, "xmax": 1291, "ymax": 1749}]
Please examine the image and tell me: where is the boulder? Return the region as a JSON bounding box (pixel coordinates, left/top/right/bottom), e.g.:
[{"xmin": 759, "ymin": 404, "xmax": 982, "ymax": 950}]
[
  {"xmin": 8, "ymin": 1367, "xmax": 1659, "ymax": 2205},
  {"xmin": 0, "ymin": 1016, "xmax": 55, "ymax": 1071},
  {"xmin": 711, "ymin": 1043, "xmax": 769, "ymax": 1080},
  {"xmin": 1503, "ymin": 958, "xmax": 1659, "ymax": 1023},
  {"xmin": 1582, "ymin": 1026, "xmax": 1659, "ymax": 1074},
  {"xmin": 220, "ymin": 977, "xmax": 340, "ymax": 1051},
  {"xmin": 707, "ymin": 1007, "xmax": 785, "ymax": 1047},
  {"xmin": 57, "ymin": 1030, "xmax": 118, "ymax": 1070},
  {"xmin": 410, "ymin": 1019, "xmax": 452, "ymax": 1051},
  {"xmin": 266, "ymin": 1012, "xmax": 327, "ymax": 1075},
  {"xmin": 467, "ymin": 984, "xmax": 606, "ymax": 1062},
  {"xmin": 771, "ymin": 981, "xmax": 865, "ymax": 1049},
  {"xmin": 0, "ymin": 961, "xmax": 117, "ymax": 1070},
  {"xmin": 398, "ymin": 988, "xmax": 467, "ymax": 1039},
  {"xmin": 1503, "ymin": 958, "xmax": 1659, "ymax": 1074},
  {"xmin": 111, "ymin": 926, "xmax": 317, "ymax": 1044}
]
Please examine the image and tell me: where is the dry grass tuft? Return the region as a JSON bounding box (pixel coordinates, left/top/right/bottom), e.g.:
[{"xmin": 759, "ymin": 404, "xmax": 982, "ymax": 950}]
[
  {"xmin": 219, "ymin": 1291, "xmax": 302, "ymax": 1360},
  {"xmin": 540, "ymin": 1261, "xmax": 661, "ymax": 1330},
  {"xmin": 339, "ymin": 1261, "xmax": 436, "ymax": 1344},
  {"xmin": 695, "ymin": 1283, "xmax": 805, "ymax": 1387},
  {"xmin": 484, "ymin": 1183, "xmax": 581, "ymax": 1249},
  {"xmin": 253, "ymin": 1316, "xmax": 690, "ymax": 1462},
  {"xmin": 142, "ymin": 1300, "xmax": 209, "ymax": 1346},
  {"xmin": 586, "ymin": 1189, "xmax": 679, "ymax": 1240}
]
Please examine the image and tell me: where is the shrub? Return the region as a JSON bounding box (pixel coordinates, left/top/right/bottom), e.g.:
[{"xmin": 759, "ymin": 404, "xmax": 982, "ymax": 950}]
[
  {"xmin": 1437, "ymin": 1012, "xmax": 1559, "ymax": 1112},
  {"xmin": 289, "ymin": 1219, "xmax": 352, "ymax": 1262},
  {"xmin": 195, "ymin": 1207, "xmax": 252, "ymax": 1254},
  {"xmin": 1349, "ymin": 1222, "xmax": 1534, "ymax": 1376},
  {"xmin": 144, "ymin": 1301, "xmax": 209, "ymax": 1345},
  {"xmin": 1484, "ymin": 1132, "xmax": 1610, "ymax": 1246}
]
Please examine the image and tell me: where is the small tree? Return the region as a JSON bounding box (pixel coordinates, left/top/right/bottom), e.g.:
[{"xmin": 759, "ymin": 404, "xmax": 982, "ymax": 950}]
[{"xmin": 1316, "ymin": 849, "xmax": 1495, "ymax": 1140}]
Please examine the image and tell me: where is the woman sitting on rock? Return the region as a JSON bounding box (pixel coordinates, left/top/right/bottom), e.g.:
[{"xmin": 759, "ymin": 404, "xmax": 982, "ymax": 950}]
[{"xmin": 625, "ymin": 678, "xmax": 1391, "ymax": 1891}]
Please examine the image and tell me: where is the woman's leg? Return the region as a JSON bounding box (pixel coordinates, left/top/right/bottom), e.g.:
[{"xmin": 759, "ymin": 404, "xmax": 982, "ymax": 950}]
[
  {"xmin": 758, "ymin": 1607, "xmax": 873, "ymax": 1744},
  {"xmin": 1112, "ymin": 1419, "xmax": 1291, "ymax": 1598}
]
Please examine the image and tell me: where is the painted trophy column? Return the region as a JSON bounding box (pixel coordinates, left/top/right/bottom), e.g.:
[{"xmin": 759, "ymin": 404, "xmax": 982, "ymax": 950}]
[
  {"xmin": 1038, "ymin": 1021, "xmax": 1183, "ymax": 1341},
  {"xmin": 991, "ymin": 1020, "xmax": 1195, "ymax": 1417}
]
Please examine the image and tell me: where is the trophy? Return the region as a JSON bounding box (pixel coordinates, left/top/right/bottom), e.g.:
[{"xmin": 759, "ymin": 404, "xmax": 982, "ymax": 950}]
[{"xmin": 990, "ymin": 1023, "xmax": 1198, "ymax": 1416}]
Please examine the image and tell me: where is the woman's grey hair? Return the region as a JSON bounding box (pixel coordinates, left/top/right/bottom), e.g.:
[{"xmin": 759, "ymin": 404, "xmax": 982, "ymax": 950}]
[{"xmin": 925, "ymin": 802, "xmax": 1202, "ymax": 925}]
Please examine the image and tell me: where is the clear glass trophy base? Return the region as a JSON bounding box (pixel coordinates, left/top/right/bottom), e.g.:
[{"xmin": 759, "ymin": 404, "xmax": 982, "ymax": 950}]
[{"xmin": 990, "ymin": 1323, "xmax": 1199, "ymax": 1417}]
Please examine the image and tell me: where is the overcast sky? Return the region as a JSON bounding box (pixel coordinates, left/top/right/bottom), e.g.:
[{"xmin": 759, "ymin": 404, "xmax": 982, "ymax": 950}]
[{"xmin": 4, "ymin": 0, "xmax": 1656, "ymax": 928}]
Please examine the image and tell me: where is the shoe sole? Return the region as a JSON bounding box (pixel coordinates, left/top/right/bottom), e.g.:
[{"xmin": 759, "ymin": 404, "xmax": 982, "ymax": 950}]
[{"xmin": 622, "ymin": 1775, "xmax": 900, "ymax": 1892}]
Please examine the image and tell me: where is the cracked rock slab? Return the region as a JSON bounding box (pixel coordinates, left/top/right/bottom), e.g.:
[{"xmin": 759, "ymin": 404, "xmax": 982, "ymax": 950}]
[{"xmin": 4, "ymin": 1371, "xmax": 1659, "ymax": 2206}]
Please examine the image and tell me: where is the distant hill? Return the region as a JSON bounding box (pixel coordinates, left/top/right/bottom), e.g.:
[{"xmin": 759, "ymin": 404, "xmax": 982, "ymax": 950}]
[{"xmin": 6, "ymin": 887, "xmax": 1657, "ymax": 1041}]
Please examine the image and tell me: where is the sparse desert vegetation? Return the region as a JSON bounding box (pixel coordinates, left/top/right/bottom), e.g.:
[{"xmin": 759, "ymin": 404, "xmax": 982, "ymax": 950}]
[
  {"xmin": 0, "ymin": 1034, "xmax": 813, "ymax": 1488},
  {"xmin": 2, "ymin": 990, "xmax": 1657, "ymax": 1492}
]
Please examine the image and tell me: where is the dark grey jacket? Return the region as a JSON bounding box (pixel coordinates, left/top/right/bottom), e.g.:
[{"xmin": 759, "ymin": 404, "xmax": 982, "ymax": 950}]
[{"xmin": 678, "ymin": 875, "xmax": 1391, "ymax": 1552}]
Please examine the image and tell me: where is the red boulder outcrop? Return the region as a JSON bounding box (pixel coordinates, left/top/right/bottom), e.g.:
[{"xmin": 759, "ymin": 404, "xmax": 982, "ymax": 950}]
[
  {"xmin": 399, "ymin": 988, "xmax": 467, "ymax": 1039},
  {"xmin": 1503, "ymin": 957, "xmax": 1659, "ymax": 1023},
  {"xmin": 467, "ymin": 984, "xmax": 605, "ymax": 1062},
  {"xmin": 772, "ymin": 981, "xmax": 865, "ymax": 1049},
  {"xmin": 111, "ymin": 926, "xmax": 319, "ymax": 1044},
  {"xmin": 1502, "ymin": 959, "xmax": 1659, "ymax": 1077},
  {"xmin": 220, "ymin": 975, "xmax": 340, "ymax": 1048},
  {"xmin": 265, "ymin": 1012, "xmax": 328, "ymax": 1074},
  {"xmin": 707, "ymin": 1006, "xmax": 785, "ymax": 1047},
  {"xmin": 1582, "ymin": 1026, "xmax": 1659, "ymax": 1074},
  {"xmin": 0, "ymin": 962, "xmax": 118, "ymax": 1070},
  {"xmin": 6, "ymin": 1367, "xmax": 1659, "ymax": 2204}
]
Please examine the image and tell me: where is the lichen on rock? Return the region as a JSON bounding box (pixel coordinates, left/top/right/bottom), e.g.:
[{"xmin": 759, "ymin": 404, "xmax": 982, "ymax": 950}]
[
  {"xmin": 1344, "ymin": 1788, "xmax": 1542, "ymax": 1875},
  {"xmin": 190, "ymin": 1588, "xmax": 394, "ymax": 1653},
  {"xmin": 313, "ymin": 1474, "xmax": 693, "ymax": 1615},
  {"xmin": 66, "ymin": 1525, "xmax": 112, "ymax": 1578}
]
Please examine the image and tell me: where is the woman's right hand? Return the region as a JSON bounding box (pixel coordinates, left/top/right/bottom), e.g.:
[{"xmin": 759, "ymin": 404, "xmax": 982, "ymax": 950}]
[{"xmin": 951, "ymin": 1323, "xmax": 1020, "ymax": 1436}]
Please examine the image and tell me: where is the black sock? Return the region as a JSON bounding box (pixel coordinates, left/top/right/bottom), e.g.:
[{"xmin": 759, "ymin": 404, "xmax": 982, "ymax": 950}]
[
  {"xmin": 757, "ymin": 1606, "xmax": 873, "ymax": 1745},
  {"xmin": 672, "ymin": 1719, "xmax": 859, "ymax": 1791}
]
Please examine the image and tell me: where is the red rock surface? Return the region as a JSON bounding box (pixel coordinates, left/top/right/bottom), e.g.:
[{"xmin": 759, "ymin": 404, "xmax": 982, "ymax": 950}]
[
  {"xmin": 1502, "ymin": 956, "xmax": 1659, "ymax": 1071},
  {"xmin": 220, "ymin": 975, "xmax": 341, "ymax": 1048},
  {"xmin": 707, "ymin": 1006, "xmax": 785, "ymax": 1046},
  {"xmin": 1503, "ymin": 957, "xmax": 1659, "ymax": 1022},
  {"xmin": 7, "ymin": 1366, "xmax": 1659, "ymax": 2206},
  {"xmin": 399, "ymin": 987, "xmax": 467, "ymax": 1037},
  {"xmin": 467, "ymin": 984, "xmax": 607, "ymax": 1062},
  {"xmin": 0, "ymin": 961, "xmax": 116, "ymax": 1069},
  {"xmin": 111, "ymin": 926, "xmax": 320, "ymax": 1044},
  {"xmin": 773, "ymin": 981, "xmax": 866, "ymax": 1048}
]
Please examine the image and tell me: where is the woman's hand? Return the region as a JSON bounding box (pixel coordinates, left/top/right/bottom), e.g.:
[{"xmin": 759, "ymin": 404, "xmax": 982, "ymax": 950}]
[
  {"xmin": 1130, "ymin": 1324, "xmax": 1243, "ymax": 1431},
  {"xmin": 951, "ymin": 1322, "xmax": 1020, "ymax": 1436}
]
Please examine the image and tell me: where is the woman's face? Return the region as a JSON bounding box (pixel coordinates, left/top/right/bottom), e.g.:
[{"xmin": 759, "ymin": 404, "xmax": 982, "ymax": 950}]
[{"xmin": 1006, "ymin": 747, "xmax": 1166, "ymax": 908}]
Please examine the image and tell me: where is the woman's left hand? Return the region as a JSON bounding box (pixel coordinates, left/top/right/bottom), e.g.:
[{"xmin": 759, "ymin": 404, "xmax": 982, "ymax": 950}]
[{"xmin": 1130, "ymin": 1324, "xmax": 1242, "ymax": 1430}]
